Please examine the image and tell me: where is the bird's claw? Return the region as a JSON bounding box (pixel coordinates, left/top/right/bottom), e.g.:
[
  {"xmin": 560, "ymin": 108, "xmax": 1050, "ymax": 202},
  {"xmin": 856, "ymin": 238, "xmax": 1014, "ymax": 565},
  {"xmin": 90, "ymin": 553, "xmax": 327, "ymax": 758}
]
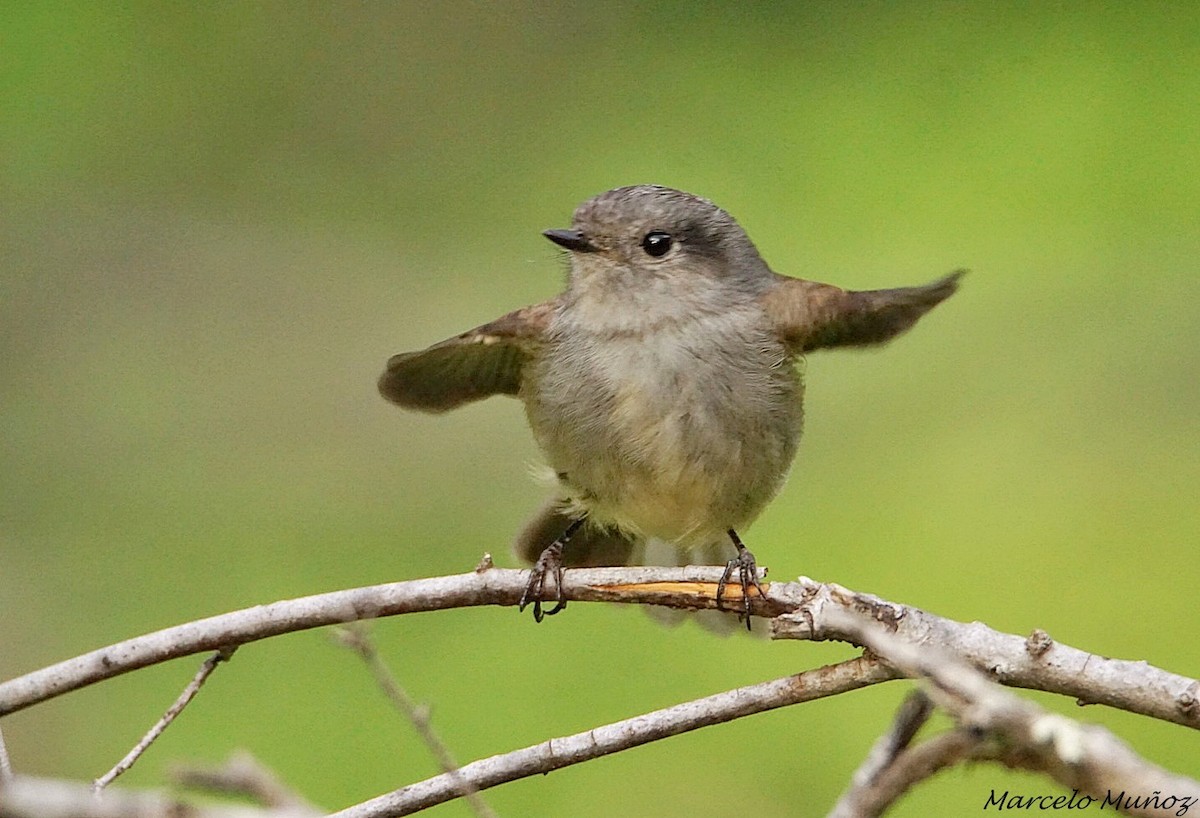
[
  {"xmin": 519, "ymin": 540, "xmax": 566, "ymax": 622},
  {"xmin": 717, "ymin": 540, "xmax": 765, "ymax": 631}
]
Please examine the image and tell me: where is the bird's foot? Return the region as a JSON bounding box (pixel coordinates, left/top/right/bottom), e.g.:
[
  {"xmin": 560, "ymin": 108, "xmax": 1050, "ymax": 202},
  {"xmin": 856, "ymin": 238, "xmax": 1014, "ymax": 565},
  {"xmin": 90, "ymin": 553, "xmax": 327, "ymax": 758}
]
[
  {"xmin": 519, "ymin": 541, "xmax": 567, "ymax": 622},
  {"xmin": 717, "ymin": 531, "xmax": 766, "ymax": 631}
]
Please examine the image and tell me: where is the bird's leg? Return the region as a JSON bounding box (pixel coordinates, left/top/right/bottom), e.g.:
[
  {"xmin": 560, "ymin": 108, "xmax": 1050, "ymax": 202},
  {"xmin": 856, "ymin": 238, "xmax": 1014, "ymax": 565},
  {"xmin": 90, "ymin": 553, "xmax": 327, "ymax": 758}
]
[
  {"xmin": 717, "ymin": 529, "xmax": 765, "ymax": 631},
  {"xmin": 519, "ymin": 515, "xmax": 586, "ymax": 622}
]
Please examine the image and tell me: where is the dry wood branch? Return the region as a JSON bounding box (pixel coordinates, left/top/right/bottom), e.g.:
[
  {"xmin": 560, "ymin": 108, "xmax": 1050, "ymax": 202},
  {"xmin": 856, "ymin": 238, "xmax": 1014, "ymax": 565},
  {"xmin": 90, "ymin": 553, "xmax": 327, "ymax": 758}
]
[
  {"xmin": 0, "ymin": 566, "xmax": 1197, "ymax": 817},
  {"xmin": 93, "ymin": 647, "xmax": 236, "ymax": 792},
  {"xmin": 834, "ymin": 729, "xmax": 992, "ymax": 818},
  {"xmin": 0, "ymin": 774, "xmax": 316, "ymax": 818},
  {"xmin": 829, "ymin": 607, "xmax": 1200, "ymax": 817},
  {"xmin": 829, "ymin": 690, "xmax": 935, "ymax": 818},
  {"xmin": 0, "ymin": 725, "xmax": 12, "ymax": 782},
  {"xmin": 331, "ymin": 655, "xmax": 894, "ymax": 818},
  {"xmin": 169, "ymin": 751, "xmax": 322, "ymax": 813},
  {"xmin": 0, "ymin": 566, "xmax": 744, "ymax": 716},
  {"xmin": 772, "ymin": 578, "xmax": 1200, "ymax": 730},
  {"xmin": 1, "ymin": 568, "xmax": 1196, "ymax": 738}
]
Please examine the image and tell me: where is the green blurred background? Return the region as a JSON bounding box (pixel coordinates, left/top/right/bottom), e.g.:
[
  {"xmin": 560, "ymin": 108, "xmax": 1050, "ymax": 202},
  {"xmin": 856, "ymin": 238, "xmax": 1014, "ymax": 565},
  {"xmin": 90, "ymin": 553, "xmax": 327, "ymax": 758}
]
[{"xmin": 3, "ymin": 3, "xmax": 1198, "ymax": 815}]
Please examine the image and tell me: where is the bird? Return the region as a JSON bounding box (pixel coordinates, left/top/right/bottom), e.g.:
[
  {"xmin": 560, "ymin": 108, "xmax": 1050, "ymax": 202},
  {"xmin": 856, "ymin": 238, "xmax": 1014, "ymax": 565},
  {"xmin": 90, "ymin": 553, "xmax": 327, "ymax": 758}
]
[{"xmin": 379, "ymin": 185, "xmax": 962, "ymax": 628}]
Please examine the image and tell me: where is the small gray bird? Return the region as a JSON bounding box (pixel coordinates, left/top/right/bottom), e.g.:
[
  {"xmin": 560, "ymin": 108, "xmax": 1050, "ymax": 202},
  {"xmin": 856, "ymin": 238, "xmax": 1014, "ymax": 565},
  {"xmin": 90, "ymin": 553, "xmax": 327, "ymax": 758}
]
[{"xmin": 380, "ymin": 185, "xmax": 962, "ymax": 627}]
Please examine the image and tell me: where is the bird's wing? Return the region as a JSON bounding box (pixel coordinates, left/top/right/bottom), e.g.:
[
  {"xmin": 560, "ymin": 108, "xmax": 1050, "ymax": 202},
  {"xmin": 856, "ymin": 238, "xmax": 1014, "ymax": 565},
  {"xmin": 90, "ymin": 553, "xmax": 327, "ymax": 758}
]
[
  {"xmin": 761, "ymin": 270, "xmax": 964, "ymax": 355},
  {"xmin": 378, "ymin": 298, "xmax": 560, "ymax": 413}
]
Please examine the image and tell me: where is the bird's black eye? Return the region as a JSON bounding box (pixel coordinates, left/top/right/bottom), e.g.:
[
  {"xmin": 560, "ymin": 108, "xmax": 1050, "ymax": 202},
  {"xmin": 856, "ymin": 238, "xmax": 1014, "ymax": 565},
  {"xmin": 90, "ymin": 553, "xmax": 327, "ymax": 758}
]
[{"xmin": 640, "ymin": 231, "xmax": 673, "ymax": 258}]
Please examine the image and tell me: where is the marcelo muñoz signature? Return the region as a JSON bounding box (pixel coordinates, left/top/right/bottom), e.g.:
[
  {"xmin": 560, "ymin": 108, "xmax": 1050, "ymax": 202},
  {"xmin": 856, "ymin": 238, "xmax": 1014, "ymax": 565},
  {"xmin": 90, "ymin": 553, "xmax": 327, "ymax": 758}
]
[{"xmin": 985, "ymin": 789, "xmax": 1196, "ymax": 815}]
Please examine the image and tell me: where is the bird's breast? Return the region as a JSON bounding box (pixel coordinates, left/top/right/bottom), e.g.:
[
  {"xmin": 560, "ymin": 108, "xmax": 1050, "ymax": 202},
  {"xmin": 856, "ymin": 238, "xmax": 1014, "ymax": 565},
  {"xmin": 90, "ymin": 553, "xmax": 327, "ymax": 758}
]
[{"xmin": 523, "ymin": 309, "xmax": 803, "ymax": 545}]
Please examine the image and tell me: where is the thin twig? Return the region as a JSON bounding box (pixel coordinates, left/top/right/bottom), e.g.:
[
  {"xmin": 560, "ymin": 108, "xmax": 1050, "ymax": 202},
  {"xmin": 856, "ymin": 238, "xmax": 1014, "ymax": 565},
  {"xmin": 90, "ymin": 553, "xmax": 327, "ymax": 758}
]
[
  {"xmin": 1, "ymin": 773, "xmax": 315, "ymax": 818},
  {"xmin": 169, "ymin": 751, "xmax": 322, "ymax": 813},
  {"xmin": 330, "ymin": 655, "xmax": 895, "ymax": 818},
  {"xmin": 837, "ymin": 729, "xmax": 991, "ymax": 818},
  {"xmin": 2, "ymin": 568, "xmax": 1196, "ymax": 735},
  {"xmin": 92, "ymin": 647, "xmax": 236, "ymax": 792},
  {"xmin": 332, "ymin": 626, "xmax": 498, "ymax": 818},
  {"xmin": 828, "ymin": 689, "xmax": 933, "ymax": 818},
  {"xmin": 0, "ymin": 723, "xmax": 12, "ymax": 781}
]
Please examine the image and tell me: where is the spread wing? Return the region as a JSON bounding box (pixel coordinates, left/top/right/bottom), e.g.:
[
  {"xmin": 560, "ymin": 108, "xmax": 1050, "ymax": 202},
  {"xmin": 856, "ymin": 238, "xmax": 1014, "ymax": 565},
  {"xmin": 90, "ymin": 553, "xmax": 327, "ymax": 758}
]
[
  {"xmin": 761, "ymin": 270, "xmax": 964, "ymax": 355},
  {"xmin": 378, "ymin": 298, "xmax": 560, "ymax": 413}
]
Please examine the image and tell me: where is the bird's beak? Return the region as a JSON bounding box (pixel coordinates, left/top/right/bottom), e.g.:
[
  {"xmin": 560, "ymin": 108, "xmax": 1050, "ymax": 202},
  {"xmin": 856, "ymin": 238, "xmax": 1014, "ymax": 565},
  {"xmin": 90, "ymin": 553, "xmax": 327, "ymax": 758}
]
[{"xmin": 542, "ymin": 228, "xmax": 596, "ymax": 253}]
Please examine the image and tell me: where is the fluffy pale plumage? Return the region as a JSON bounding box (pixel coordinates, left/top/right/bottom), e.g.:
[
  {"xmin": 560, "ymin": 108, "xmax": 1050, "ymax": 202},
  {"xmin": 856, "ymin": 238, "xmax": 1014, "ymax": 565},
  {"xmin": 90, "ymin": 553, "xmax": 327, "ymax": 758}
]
[{"xmin": 380, "ymin": 185, "xmax": 962, "ymax": 573}]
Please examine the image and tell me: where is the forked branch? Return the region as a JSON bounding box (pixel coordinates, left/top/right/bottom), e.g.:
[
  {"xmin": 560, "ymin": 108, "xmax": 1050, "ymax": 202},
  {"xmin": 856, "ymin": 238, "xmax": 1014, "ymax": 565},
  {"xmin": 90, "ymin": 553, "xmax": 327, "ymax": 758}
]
[{"xmin": 1, "ymin": 564, "xmax": 1198, "ymax": 818}]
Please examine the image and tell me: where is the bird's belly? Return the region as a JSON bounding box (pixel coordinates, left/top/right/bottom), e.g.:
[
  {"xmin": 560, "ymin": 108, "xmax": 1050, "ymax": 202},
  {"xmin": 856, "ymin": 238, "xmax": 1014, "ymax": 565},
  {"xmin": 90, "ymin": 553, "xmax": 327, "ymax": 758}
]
[
  {"xmin": 591, "ymin": 461, "xmax": 732, "ymax": 545},
  {"xmin": 525, "ymin": 328, "xmax": 803, "ymax": 547}
]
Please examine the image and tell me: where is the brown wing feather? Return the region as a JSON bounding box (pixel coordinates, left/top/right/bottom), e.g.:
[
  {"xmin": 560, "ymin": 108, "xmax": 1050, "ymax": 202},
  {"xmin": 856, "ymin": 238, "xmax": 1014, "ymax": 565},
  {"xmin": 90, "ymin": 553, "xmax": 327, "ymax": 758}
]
[
  {"xmin": 378, "ymin": 298, "xmax": 559, "ymax": 413},
  {"xmin": 762, "ymin": 270, "xmax": 964, "ymax": 355}
]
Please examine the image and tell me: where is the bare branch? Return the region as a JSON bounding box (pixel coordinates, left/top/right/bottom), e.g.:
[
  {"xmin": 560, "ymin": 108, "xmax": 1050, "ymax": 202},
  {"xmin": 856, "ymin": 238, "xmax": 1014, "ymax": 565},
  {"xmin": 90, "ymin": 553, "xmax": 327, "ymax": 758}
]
[
  {"xmin": 833, "ymin": 729, "xmax": 990, "ymax": 818},
  {"xmin": 169, "ymin": 751, "xmax": 322, "ymax": 813},
  {"xmin": 332, "ymin": 626, "xmax": 498, "ymax": 818},
  {"xmin": 772, "ymin": 577, "xmax": 1200, "ymax": 730},
  {"xmin": 0, "ymin": 566, "xmax": 742, "ymax": 716},
  {"xmin": 829, "ymin": 689, "xmax": 934, "ymax": 818},
  {"xmin": 2, "ymin": 567, "xmax": 1198, "ymax": 817},
  {"xmin": 1, "ymin": 568, "xmax": 1195, "ymax": 740},
  {"xmin": 828, "ymin": 606, "xmax": 1200, "ymax": 816},
  {"xmin": 330, "ymin": 655, "xmax": 894, "ymax": 818},
  {"xmin": 0, "ymin": 774, "xmax": 315, "ymax": 818},
  {"xmin": 93, "ymin": 647, "xmax": 236, "ymax": 792}
]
